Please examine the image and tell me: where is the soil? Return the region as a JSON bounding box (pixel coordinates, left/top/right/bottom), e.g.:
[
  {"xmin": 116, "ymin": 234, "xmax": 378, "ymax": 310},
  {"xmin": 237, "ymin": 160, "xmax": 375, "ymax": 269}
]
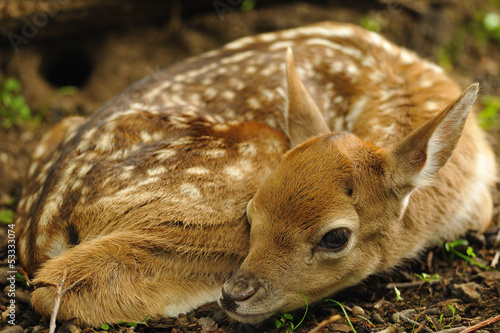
[{"xmin": 0, "ymin": 0, "xmax": 500, "ymax": 332}]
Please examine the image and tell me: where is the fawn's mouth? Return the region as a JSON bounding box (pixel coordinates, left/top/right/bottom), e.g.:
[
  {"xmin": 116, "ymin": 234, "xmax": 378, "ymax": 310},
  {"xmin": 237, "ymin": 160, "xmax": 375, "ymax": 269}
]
[
  {"xmin": 221, "ymin": 305, "xmax": 280, "ymax": 324},
  {"xmin": 218, "ymin": 291, "xmax": 287, "ymax": 324}
]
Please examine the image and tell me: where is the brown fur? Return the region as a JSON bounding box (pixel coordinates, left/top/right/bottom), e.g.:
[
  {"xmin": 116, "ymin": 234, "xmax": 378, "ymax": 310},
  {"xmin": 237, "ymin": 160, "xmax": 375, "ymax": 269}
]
[{"xmin": 15, "ymin": 22, "xmax": 495, "ymax": 326}]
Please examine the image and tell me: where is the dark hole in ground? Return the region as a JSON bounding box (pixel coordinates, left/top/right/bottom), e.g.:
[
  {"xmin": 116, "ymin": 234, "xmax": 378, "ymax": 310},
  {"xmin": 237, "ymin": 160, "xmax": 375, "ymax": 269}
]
[{"xmin": 40, "ymin": 46, "xmax": 92, "ymax": 88}]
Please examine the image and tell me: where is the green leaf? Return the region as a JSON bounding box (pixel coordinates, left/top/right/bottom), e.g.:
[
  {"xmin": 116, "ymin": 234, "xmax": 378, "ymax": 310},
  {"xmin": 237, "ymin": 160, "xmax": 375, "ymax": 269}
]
[
  {"xmin": 241, "ymin": 0, "xmax": 255, "ymax": 11},
  {"xmin": 56, "ymin": 86, "xmax": 78, "ymax": 96},
  {"xmin": 4, "ymin": 78, "xmax": 21, "ymax": 92},
  {"xmin": 0, "ymin": 210, "xmax": 15, "ymax": 224},
  {"xmin": 466, "ymin": 246, "xmax": 476, "ymax": 258},
  {"xmin": 360, "ymin": 16, "xmax": 382, "ymax": 33},
  {"xmin": 394, "ymin": 286, "xmax": 404, "ymax": 301},
  {"xmin": 484, "ymin": 12, "xmax": 500, "ymax": 31},
  {"xmin": 100, "ymin": 323, "xmax": 110, "ymax": 330}
]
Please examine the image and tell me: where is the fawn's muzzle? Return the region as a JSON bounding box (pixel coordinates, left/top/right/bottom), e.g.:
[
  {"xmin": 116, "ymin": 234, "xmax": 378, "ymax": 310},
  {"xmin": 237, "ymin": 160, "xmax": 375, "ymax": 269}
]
[{"xmin": 220, "ymin": 274, "xmax": 260, "ymax": 312}]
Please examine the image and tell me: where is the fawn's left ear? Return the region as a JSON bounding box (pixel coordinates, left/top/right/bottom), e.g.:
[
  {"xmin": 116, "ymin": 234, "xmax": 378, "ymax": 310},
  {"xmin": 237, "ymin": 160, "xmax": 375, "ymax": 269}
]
[
  {"xmin": 285, "ymin": 47, "xmax": 330, "ymax": 148},
  {"xmin": 387, "ymin": 83, "xmax": 479, "ymax": 191}
]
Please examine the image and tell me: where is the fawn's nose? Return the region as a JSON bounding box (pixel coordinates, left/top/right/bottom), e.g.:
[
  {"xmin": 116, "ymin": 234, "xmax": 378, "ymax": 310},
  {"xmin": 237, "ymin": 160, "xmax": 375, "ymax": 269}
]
[{"xmin": 220, "ymin": 275, "xmax": 260, "ymax": 312}]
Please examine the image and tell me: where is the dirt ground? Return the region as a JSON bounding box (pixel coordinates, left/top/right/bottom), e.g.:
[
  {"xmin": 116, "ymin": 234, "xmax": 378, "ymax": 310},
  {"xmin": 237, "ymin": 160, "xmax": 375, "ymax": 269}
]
[{"xmin": 0, "ymin": 0, "xmax": 499, "ymax": 332}]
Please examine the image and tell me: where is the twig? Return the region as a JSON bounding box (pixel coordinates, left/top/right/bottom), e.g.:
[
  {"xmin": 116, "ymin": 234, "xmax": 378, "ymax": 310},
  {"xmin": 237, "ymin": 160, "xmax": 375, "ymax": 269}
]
[
  {"xmin": 386, "ymin": 280, "xmax": 440, "ymax": 289},
  {"xmin": 48, "ymin": 271, "xmax": 87, "ymax": 333},
  {"xmin": 490, "ymin": 250, "xmax": 499, "ymax": 268},
  {"xmin": 49, "ymin": 270, "xmax": 68, "ymax": 333},
  {"xmin": 18, "ymin": 267, "xmax": 31, "ymax": 286},
  {"xmin": 308, "ymin": 314, "xmax": 342, "ymax": 333},
  {"xmin": 459, "ymin": 314, "xmax": 500, "ymax": 333},
  {"xmin": 398, "ymin": 314, "xmax": 434, "ymax": 333},
  {"xmin": 434, "ymin": 327, "xmax": 467, "ymax": 333}
]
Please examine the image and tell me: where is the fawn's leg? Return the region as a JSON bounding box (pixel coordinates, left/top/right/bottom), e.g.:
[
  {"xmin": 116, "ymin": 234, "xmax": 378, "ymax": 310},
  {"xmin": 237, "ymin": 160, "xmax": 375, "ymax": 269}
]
[{"xmin": 31, "ymin": 230, "xmax": 238, "ymax": 326}]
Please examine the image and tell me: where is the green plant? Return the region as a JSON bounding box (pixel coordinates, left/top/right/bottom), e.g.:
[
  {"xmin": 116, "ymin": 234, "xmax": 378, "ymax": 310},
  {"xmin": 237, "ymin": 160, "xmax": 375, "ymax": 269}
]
[
  {"xmin": 414, "ymin": 272, "xmax": 439, "ymax": 283},
  {"xmin": 101, "ymin": 323, "xmax": 110, "ymax": 330},
  {"xmin": 274, "ymin": 292, "xmax": 308, "ymax": 332},
  {"xmin": 0, "ymin": 78, "xmax": 32, "ymax": 129},
  {"xmin": 16, "ymin": 273, "xmax": 28, "ymax": 286},
  {"xmin": 360, "ymin": 16, "xmax": 381, "ymax": 33},
  {"xmin": 0, "ymin": 209, "xmax": 15, "ymax": 224},
  {"xmin": 462, "ymin": 246, "xmax": 477, "ymax": 275},
  {"xmin": 241, "ymin": 0, "xmax": 255, "ymax": 11},
  {"xmin": 439, "ymin": 305, "xmax": 456, "ymax": 329},
  {"xmin": 444, "ymin": 239, "xmax": 490, "ymax": 271},
  {"xmin": 410, "ymin": 300, "xmax": 424, "ymax": 333},
  {"xmin": 357, "ymin": 315, "xmax": 374, "ymax": 327},
  {"xmin": 478, "ymin": 95, "xmax": 500, "ymax": 130},
  {"xmin": 325, "ymin": 299, "xmax": 357, "ymax": 333},
  {"xmin": 393, "ymin": 286, "xmax": 404, "ymax": 301}
]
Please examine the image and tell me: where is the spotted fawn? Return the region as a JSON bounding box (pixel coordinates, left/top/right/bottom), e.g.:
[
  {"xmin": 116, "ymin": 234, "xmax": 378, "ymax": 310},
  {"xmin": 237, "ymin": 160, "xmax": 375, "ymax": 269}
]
[{"xmin": 15, "ymin": 22, "xmax": 496, "ymax": 326}]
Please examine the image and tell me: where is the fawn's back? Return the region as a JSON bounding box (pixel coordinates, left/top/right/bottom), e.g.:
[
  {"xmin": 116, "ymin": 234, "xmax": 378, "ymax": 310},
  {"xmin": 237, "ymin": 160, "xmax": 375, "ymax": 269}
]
[{"xmin": 15, "ymin": 22, "xmax": 496, "ymax": 326}]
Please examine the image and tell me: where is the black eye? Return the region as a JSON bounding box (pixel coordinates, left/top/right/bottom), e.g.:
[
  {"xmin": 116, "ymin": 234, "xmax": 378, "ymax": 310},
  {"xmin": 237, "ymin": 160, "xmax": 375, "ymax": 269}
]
[
  {"xmin": 345, "ymin": 187, "xmax": 353, "ymax": 197},
  {"xmin": 318, "ymin": 228, "xmax": 351, "ymax": 251}
]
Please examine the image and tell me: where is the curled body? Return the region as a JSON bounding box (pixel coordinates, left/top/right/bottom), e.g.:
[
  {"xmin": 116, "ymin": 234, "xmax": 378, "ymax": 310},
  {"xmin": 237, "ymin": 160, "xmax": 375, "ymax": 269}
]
[{"xmin": 15, "ymin": 22, "xmax": 496, "ymax": 325}]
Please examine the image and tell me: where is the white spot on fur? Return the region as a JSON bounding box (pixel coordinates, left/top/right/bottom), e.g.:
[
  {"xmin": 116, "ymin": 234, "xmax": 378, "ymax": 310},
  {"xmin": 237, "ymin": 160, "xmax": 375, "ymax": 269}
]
[
  {"xmin": 229, "ymin": 78, "xmax": 245, "ymax": 90},
  {"xmin": 38, "ymin": 200, "xmax": 60, "ymax": 228},
  {"xmin": 204, "ymin": 149, "xmax": 226, "ymax": 158},
  {"xmin": 156, "ymin": 149, "xmax": 177, "ymax": 160},
  {"xmin": 46, "ymin": 233, "xmax": 67, "ymax": 258},
  {"xmin": 245, "ymin": 66, "xmax": 257, "ymax": 74},
  {"xmin": 204, "ymin": 87, "xmax": 218, "ymax": 99},
  {"xmin": 95, "ymin": 133, "xmax": 115, "ymax": 152},
  {"xmin": 269, "ymin": 41, "xmax": 296, "ymax": 51},
  {"xmin": 345, "ymin": 96, "xmax": 370, "ymax": 130},
  {"xmin": 147, "ymin": 166, "xmax": 167, "ymax": 176},
  {"xmin": 33, "ymin": 144, "xmax": 48, "ymax": 159},
  {"xmin": 185, "ymin": 167, "xmax": 210, "ymax": 175},
  {"xmin": 424, "ymin": 101, "xmax": 440, "ymax": 111},
  {"xmin": 346, "ymin": 64, "xmax": 360, "ymax": 76},
  {"xmin": 36, "ymin": 232, "xmax": 48, "ymax": 248},
  {"xmin": 305, "ymin": 38, "xmax": 363, "ymax": 59},
  {"xmin": 140, "ymin": 131, "xmax": 153, "ymax": 142},
  {"xmin": 78, "ymin": 163, "xmax": 93, "ymax": 178},
  {"xmin": 259, "ymin": 33, "xmax": 278, "ymax": 43},
  {"xmin": 180, "ymin": 183, "xmax": 201, "ymax": 198},
  {"xmin": 170, "ymin": 137, "xmax": 193, "ymax": 146},
  {"xmin": 261, "ymin": 89, "xmax": 275, "ymax": 101},
  {"xmin": 331, "ymin": 61, "xmax": 344, "ymax": 73},
  {"xmin": 28, "ymin": 162, "xmax": 38, "ymax": 177},
  {"xmin": 247, "ymin": 97, "xmax": 262, "ymax": 110},
  {"xmin": 138, "ymin": 177, "xmax": 160, "ymax": 187},
  {"xmin": 70, "ymin": 179, "xmax": 83, "ymax": 190},
  {"xmin": 420, "ymin": 80, "xmax": 433, "ymax": 88},
  {"xmin": 238, "ymin": 142, "xmax": 258, "ymax": 156},
  {"xmin": 220, "ymin": 50, "xmax": 256, "ymax": 65},
  {"xmin": 213, "ymin": 124, "xmax": 229, "ymax": 131},
  {"xmin": 400, "ymin": 50, "xmax": 415, "ymax": 65},
  {"xmin": 222, "ymin": 90, "xmax": 235, "ymax": 100}
]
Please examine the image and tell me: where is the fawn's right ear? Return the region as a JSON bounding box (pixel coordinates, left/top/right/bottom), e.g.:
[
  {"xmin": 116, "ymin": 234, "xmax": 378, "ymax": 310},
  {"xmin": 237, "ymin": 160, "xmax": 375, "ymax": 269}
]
[
  {"xmin": 387, "ymin": 83, "xmax": 479, "ymax": 192},
  {"xmin": 285, "ymin": 48, "xmax": 330, "ymax": 148}
]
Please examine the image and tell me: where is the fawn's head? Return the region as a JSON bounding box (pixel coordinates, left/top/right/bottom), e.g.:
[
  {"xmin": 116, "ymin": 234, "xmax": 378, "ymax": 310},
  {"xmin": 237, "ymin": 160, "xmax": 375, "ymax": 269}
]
[{"xmin": 219, "ymin": 48, "xmax": 479, "ymax": 323}]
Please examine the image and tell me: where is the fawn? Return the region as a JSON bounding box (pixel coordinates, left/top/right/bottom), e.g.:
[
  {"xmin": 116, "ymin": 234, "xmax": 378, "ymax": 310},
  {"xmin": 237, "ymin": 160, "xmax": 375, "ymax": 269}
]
[{"xmin": 15, "ymin": 22, "xmax": 496, "ymax": 326}]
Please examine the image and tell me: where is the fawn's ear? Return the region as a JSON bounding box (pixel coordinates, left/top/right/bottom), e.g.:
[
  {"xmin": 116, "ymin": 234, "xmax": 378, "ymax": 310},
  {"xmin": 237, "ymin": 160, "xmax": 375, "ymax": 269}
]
[
  {"xmin": 387, "ymin": 83, "xmax": 479, "ymax": 191},
  {"xmin": 285, "ymin": 47, "xmax": 330, "ymax": 147}
]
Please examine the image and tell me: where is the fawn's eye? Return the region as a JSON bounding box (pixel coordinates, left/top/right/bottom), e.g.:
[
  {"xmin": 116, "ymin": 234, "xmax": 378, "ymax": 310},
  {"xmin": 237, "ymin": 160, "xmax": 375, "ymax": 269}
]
[{"xmin": 318, "ymin": 228, "xmax": 351, "ymax": 251}]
